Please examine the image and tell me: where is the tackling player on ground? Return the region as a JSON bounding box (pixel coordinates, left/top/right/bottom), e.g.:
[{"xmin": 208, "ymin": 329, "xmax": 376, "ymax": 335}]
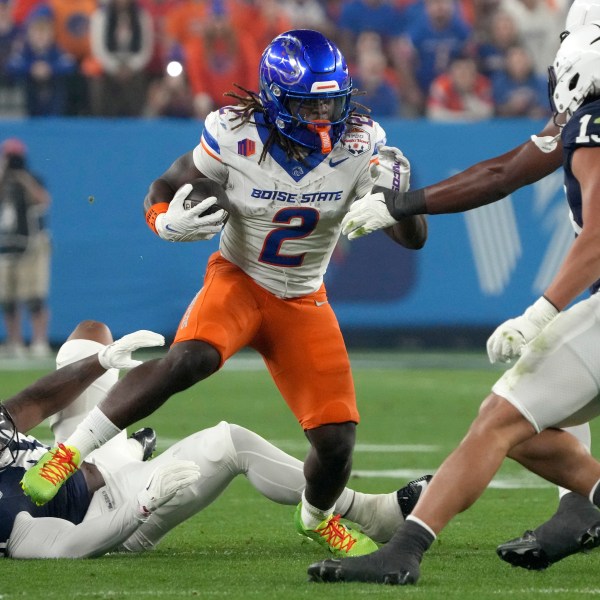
[
  {"xmin": 308, "ymin": 22, "xmax": 600, "ymax": 585},
  {"xmin": 20, "ymin": 30, "xmax": 427, "ymax": 558},
  {"xmin": 1, "ymin": 319, "xmax": 431, "ymax": 558},
  {"xmin": 338, "ymin": 0, "xmax": 600, "ymax": 571}
]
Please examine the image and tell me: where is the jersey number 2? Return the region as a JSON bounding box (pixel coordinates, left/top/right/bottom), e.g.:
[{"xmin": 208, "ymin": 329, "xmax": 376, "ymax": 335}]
[{"xmin": 259, "ymin": 207, "xmax": 320, "ymax": 267}]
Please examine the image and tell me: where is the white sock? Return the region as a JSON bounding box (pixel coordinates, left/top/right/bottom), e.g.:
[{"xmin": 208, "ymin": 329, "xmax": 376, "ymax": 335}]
[
  {"xmin": 300, "ymin": 490, "xmax": 334, "ymax": 529},
  {"xmin": 339, "ymin": 491, "xmax": 402, "ymax": 543},
  {"xmin": 334, "ymin": 488, "xmax": 354, "ymax": 516},
  {"xmin": 63, "ymin": 406, "xmax": 121, "ymax": 459}
]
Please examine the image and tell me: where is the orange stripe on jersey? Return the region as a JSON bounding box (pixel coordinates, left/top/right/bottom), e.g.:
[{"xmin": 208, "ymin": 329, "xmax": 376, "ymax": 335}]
[{"xmin": 201, "ymin": 137, "xmax": 222, "ymax": 162}]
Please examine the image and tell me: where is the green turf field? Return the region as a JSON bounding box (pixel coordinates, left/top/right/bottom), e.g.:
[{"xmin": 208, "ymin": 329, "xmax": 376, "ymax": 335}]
[{"xmin": 2, "ymin": 352, "xmax": 599, "ymax": 599}]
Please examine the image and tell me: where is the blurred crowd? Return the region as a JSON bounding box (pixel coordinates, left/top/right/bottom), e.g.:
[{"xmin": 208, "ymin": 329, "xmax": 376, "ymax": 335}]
[{"xmin": 0, "ymin": 0, "xmax": 568, "ymax": 122}]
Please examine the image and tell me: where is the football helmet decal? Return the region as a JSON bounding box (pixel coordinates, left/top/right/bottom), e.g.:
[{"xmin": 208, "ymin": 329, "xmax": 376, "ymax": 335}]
[{"xmin": 259, "ymin": 29, "xmax": 353, "ymax": 153}]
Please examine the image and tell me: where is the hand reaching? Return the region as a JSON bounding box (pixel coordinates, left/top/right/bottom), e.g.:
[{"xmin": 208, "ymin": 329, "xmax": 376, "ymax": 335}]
[
  {"xmin": 98, "ymin": 330, "xmax": 165, "ymax": 370},
  {"xmin": 341, "ymin": 190, "xmax": 398, "ymax": 240},
  {"xmin": 137, "ymin": 460, "xmax": 201, "ymax": 517}
]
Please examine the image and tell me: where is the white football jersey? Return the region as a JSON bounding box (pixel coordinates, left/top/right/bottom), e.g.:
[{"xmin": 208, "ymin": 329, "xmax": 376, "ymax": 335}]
[{"xmin": 193, "ymin": 108, "xmax": 387, "ymax": 298}]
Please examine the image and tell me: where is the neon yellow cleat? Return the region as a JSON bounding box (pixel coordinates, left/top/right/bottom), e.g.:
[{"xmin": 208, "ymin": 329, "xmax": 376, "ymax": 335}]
[
  {"xmin": 294, "ymin": 503, "xmax": 378, "ymax": 557},
  {"xmin": 21, "ymin": 444, "xmax": 81, "ymax": 506}
]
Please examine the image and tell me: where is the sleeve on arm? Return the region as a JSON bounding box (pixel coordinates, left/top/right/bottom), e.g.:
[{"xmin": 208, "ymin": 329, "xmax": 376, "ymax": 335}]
[
  {"xmin": 354, "ymin": 121, "xmax": 388, "ymax": 198},
  {"xmin": 7, "ymin": 501, "xmax": 146, "ymax": 559},
  {"xmin": 192, "ymin": 111, "xmax": 229, "ymax": 186}
]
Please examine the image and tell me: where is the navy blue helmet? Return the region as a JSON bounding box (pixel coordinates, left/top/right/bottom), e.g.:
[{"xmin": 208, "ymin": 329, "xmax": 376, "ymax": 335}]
[{"xmin": 259, "ymin": 29, "xmax": 353, "ymax": 153}]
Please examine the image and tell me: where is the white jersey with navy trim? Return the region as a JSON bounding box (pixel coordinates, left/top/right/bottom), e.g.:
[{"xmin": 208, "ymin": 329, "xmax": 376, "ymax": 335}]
[{"xmin": 193, "ymin": 109, "xmax": 387, "ymax": 298}]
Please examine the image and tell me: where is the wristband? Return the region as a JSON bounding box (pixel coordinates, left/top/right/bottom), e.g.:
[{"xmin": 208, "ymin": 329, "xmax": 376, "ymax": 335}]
[
  {"xmin": 373, "ymin": 186, "xmax": 427, "ymax": 220},
  {"xmin": 145, "ymin": 202, "xmax": 169, "ymax": 234}
]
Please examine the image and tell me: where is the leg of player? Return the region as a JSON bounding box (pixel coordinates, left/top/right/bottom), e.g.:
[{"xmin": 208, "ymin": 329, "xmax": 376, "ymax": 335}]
[
  {"xmin": 307, "ymin": 396, "xmax": 600, "ymax": 584},
  {"xmin": 296, "ymin": 422, "xmax": 379, "ymax": 556},
  {"xmin": 21, "ymin": 339, "xmax": 221, "ymax": 504},
  {"xmin": 498, "ymin": 422, "xmax": 600, "ymax": 569},
  {"xmin": 254, "ymin": 289, "xmax": 383, "ymax": 557},
  {"xmin": 49, "ymin": 322, "xmax": 156, "ymax": 468},
  {"xmin": 227, "ymin": 423, "xmax": 431, "ymax": 543},
  {"xmin": 105, "ymin": 422, "xmax": 431, "ymax": 552},
  {"xmin": 87, "ymin": 339, "xmax": 221, "ymax": 431}
]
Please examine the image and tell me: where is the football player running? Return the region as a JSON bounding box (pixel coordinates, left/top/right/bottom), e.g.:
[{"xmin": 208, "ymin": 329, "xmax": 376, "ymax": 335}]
[
  {"xmin": 339, "ymin": 0, "xmax": 600, "ymax": 572},
  {"xmin": 308, "ymin": 22, "xmax": 600, "ymax": 585},
  {"xmin": 2, "ymin": 319, "xmax": 430, "ymax": 558},
  {"xmin": 20, "ymin": 30, "xmax": 427, "ymax": 558}
]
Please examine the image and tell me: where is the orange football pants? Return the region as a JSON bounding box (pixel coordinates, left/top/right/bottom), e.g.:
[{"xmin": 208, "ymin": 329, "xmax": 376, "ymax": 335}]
[{"xmin": 173, "ymin": 252, "xmax": 359, "ymax": 430}]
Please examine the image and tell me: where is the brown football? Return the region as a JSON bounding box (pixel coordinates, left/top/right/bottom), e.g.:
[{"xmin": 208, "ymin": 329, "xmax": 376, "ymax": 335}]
[{"xmin": 183, "ymin": 178, "xmax": 230, "ymax": 223}]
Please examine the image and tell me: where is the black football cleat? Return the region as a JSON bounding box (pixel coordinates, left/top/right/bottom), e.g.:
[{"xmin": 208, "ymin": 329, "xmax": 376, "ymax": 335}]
[
  {"xmin": 307, "ymin": 556, "xmax": 417, "ymax": 585},
  {"xmin": 308, "ymin": 520, "xmax": 432, "ymax": 585},
  {"xmin": 579, "ymin": 522, "xmax": 600, "ymax": 551},
  {"xmin": 397, "ymin": 474, "xmax": 433, "ymax": 518},
  {"xmin": 496, "ymin": 530, "xmax": 552, "ymax": 570},
  {"xmin": 497, "ymin": 493, "xmax": 600, "ymax": 570},
  {"xmin": 129, "ymin": 427, "xmax": 157, "ymax": 461}
]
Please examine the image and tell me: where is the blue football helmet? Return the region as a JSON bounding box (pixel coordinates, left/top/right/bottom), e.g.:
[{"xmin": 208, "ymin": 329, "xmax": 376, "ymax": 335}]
[{"xmin": 259, "ymin": 29, "xmax": 353, "ymax": 153}]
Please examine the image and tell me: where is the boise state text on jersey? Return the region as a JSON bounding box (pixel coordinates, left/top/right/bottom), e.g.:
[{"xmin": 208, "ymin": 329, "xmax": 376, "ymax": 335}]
[
  {"xmin": 192, "ymin": 109, "xmax": 389, "ymax": 298},
  {"xmin": 250, "ymin": 189, "xmax": 344, "ymax": 204}
]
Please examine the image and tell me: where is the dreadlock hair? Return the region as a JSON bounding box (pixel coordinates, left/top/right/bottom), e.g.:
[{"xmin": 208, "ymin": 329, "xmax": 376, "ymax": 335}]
[{"xmin": 223, "ymin": 84, "xmax": 371, "ymax": 164}]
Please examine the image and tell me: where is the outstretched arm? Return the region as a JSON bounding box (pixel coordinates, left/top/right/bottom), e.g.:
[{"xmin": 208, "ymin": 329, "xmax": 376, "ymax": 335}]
[
  {"xmin": 393, "ymin": 119, "xmax": 563, "ymax": 218},
  {"xmin": 4, "ymin": 355, "xmax": 108, "ymax": 433},
  {"xmin": 8, "ymin": 460, "xmax": 200, "ymax": 558},
  {"xmin": 3, "ymin": 330, "xmax": 165, "ymax": 433},
  {"xmin": 7, "ymin": 500, "xmax": 146, "ymax": 558},
  {"xmin": 342, "ymin": 120, "xmax": 564, "ymax": 241},
  {"xmin": 421, "ymin": 123, "xmax": 562, "ymax": 215}
]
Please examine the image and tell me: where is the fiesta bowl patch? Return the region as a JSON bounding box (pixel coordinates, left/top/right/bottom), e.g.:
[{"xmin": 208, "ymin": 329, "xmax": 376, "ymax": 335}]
[{"xmin": 341, "ymin": 126, "xmax": 371, "ymax": 156}]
